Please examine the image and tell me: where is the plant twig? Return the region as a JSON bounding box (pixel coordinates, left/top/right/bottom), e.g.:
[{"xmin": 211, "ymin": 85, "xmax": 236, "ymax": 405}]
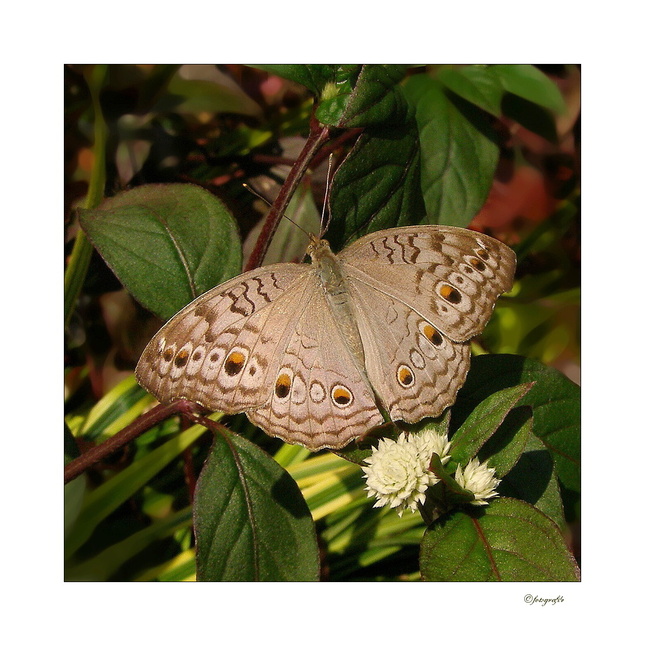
[
  {"xmin": 244, "ymin": 116, "xmax": 332, "ymax": 271},
  {"xmin": 64, "ymin": 400, "xmax": 206, "ymax": 484}
]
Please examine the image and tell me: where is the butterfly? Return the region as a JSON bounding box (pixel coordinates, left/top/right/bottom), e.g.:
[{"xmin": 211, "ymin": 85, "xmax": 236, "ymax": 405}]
[{"xmin": 135, "ymin": 225, "xmax": 516, "ymax": 450}]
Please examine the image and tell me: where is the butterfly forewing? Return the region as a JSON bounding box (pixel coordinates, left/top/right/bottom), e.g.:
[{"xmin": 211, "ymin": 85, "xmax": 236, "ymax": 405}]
[
  {"xmin": 135, "ymin": 263, "xmax": 311, "ymax": 413},
  {"xmin": 338, "ymin": 226, "xmax": 516, "ymax": 342}
]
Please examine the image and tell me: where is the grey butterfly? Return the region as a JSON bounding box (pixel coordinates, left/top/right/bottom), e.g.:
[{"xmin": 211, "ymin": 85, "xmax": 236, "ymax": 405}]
[{"xmin": 135, "ymin": 225, "xmax": 516, "ymax": 451}]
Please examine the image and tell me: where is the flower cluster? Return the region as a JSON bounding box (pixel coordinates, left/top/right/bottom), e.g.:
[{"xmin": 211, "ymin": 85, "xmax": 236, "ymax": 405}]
[
  {"xmin": 361, "ymin": 429, "xmax": 500, "ymax": 516},
  {"xmin": 454, "ymin": 458, "xmax": 501, "ymax": 506},
  {"xmin": 362, "ymin": 429, "xmax": 451, "ymax": 517}
]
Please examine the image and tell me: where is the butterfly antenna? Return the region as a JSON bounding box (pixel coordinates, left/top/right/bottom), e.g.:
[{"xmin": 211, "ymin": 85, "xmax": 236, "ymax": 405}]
[
  {"xmin": 242, "ymin": 182, "xmax": 272, "ymax": 207},
  {"xmin": 243, "ymin": 182, "xmax": 314, "ymax": 241},
  {"xmin": 320, "ymin": 154, "xmax": 335, "ymax": 237}
]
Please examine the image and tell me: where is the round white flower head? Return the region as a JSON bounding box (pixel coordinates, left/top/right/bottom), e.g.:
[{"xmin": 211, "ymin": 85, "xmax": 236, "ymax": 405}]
[
  {"xmin": 362, "ymin": 430, "xmax": 451, "ymax": 517},
  {"xmin": 410, "ymin": 428, "xmax": 452, "ymax": 467},
  {"xmin": 454, "ymin": 457, "xmax": 501, "ymax": 506}
]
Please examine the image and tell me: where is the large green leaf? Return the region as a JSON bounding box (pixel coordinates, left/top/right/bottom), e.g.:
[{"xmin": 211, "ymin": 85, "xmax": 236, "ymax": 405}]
[
  {"xmin": 437, "ymin": 65, "xmax": 505, "ymax": 117},
  {"xmin": 79, "ymin": 183, "xmax": 242, "ymax": 321},
  {"xmin": 478, "ymin": 406, "xmax": 533, "ymax": 478},
  {"xmin": 327, "ymin": 112, "xmax": 425, "ymax": 249},
  {"xmin": 437, "ymin": 64, "xmax": 567, "ymax": 119},
  {"xmin": 497, "ymin": 429, "xmax": 566, "ymax": 531},
  {"xmin": 455, "ymin": 355, "xmax": 580, "ymax": 493},
  {"xmin": 502, "ymin": 94, "xmax": 559, "ymax": 143},
  {"xmin": 493, "ymin": 64, "xmax": 567, "ymax": 115},
  {"xmin": 419, "ymin": 497, "xmax": 579, "ymax": 581},
  {"xmin": 403, "ymin": 75, "xmax": 499, "ymax": 227},
  {"xmin": 193, "ymin": 429, "xmax": 320, "ymax": 581},
  {"xmin": 449, "ymin": 383, "xmax": 534, "ymax": 466}
]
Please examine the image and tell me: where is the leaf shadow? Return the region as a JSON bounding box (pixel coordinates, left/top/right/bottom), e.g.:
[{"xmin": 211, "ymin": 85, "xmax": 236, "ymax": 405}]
[
  {"xmin": 497, "ymin": 448, "xmax": 554, "ymax": 505},
  {"xmin": 451, "ymin": 355, "xmax": 529, "ymax": 421},
  {"xmin": 445, "ymin": 89, "xmax": 499, "ymax": 147},
  {"xmin": 270, "ymin": 471, "xmax": 315, "ymax": 520}
]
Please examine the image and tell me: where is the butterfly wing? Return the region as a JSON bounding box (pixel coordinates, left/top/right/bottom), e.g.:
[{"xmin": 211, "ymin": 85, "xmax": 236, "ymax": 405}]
[
  {"xmin": 347, "ymin": 281, "xmax": 471, "ymax": 421},
  {"xmin": 339, "ymin": 225, "xmax": 515, "ymax": 422},
  {"xmin": 338, "ymin": 225, "xmax": 516, "ymax": 342},
  {"xmin": 136, "ymin": 263, "xmax": 313, "ymax": 413},
  {"xmin": 136, "ymin": 263, "xmax": 383, "ymax": 450}
]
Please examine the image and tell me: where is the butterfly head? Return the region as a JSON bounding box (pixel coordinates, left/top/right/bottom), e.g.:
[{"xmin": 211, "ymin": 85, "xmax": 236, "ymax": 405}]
[{"xmin": 306, "ymin": 235, "xmax": 332, "ymax": 262}]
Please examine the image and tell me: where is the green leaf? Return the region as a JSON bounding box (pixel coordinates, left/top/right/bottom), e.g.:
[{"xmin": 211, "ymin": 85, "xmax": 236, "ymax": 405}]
[
  {"xmin": 252, "ymin": 64, "xmax": 338, "ymax": 95},
  {"xmin": 493, "ymin": 64, "xmax": 567, "ymax": 115},
  {"xmin": 403, "ymin": 75, "xmax": 499, "ymax": 227},
  {"xmin": 437, "ymin": 65, "xmax": 567, "ymax": 121},
  {"xmin": 158, "ymin": 72, "xmax": 262, "ymax": 117},
  {"xmin": 455, "ymin": 355, "xmax": 580, "ymax": 493},
  {"xmin": 420, "ymin": 497, "xmax": 579, "ymax": 581},
  {"xmin": 498, "ymin": 429, "xmax": 566, "ymax": 531},
  {"xmin": 437, "ymin": 65, "xmax": 504, "ymax": 117},
  {"xmin": 479, "ymin": 405, "xmax": 533, "ymax": 478},
  {"xmin": 502, "ymin": 94, "xmax": 558, "ymax": 143},
  {"xmin": 327, "ymin": 113, "xmax": 425, "ymax": 249},
  {"xmin": 79, "ymin": 183, "xmax": 242, "ymax": 321},
  {"xmin": 316, "ymin": 64, "xmax": 409, "ymax": 128},
  {"xmin": 450, "ymin": 383, "xmax": 534, "ymax": 466},
  {"xmin": 193, "ymin": 428, "xmax": 320, "ymax": 581}
]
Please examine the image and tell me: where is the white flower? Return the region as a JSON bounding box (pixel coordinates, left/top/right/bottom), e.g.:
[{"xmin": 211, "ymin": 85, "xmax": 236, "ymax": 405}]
[
  {"xmin": 361, "ymin": 429, "xmax": 450, "ymax": 517},
  {"xmin": 410, "ymin": 428, "xmax": 452, "ymax": 467},
  {"xmin": 454, "ymin": 457, "xmax": 501, "ymax": 506}
]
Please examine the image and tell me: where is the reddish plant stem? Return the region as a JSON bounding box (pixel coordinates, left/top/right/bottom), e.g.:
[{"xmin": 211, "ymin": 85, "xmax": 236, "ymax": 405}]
[
  {"xmin": 183, "ymin": 445, "xmax": 197, "ymax": 503},
  {"xmin": 64, "ymin": 400, "xmax": 206, "ymax": 484},
  {"xmin": 244, "ymin": 117, "xmax": 332, "ymax": 272},
  {"xmin": 180, "ymin": 413, "xmax": 199, "ymax": 502}
]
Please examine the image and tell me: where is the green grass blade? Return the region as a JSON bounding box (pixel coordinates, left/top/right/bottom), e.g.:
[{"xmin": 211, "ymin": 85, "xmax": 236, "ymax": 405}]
[{"xmin": 65, "ymin": 423, "xmax": 208, "ymax": 559}]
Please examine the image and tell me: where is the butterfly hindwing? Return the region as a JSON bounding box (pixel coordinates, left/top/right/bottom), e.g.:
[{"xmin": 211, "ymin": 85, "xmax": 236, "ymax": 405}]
[
  {"xmin": 248, "ymin": 283, "xmax": 383, "ymax": 450},
  {"xmin": 348, "ymin": 278, "xmax": 471, "ymax": 422}
]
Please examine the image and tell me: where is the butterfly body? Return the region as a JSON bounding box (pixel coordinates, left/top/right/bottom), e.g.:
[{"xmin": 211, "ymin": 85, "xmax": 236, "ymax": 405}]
[
  {"xmin": 309, "ymin": 237, "xmax": 368, "ymax": 373},
  {"xmin": 136, "ymin": 225, "xmax": 516, "ymax": 450}
]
